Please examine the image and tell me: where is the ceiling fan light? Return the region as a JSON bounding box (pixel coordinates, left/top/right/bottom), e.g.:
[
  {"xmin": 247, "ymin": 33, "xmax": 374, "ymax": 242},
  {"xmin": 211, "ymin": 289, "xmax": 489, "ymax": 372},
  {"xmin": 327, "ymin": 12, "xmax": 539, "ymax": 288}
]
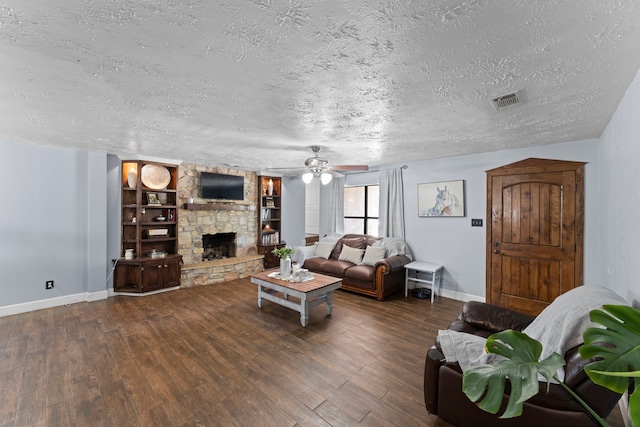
[
  {"xmin": 320, "ymin": 172, "xmax": 332, "ymax": 185},
  {"xmin": 302, "ymin": 172, "xmax": 313, "ymax": 184}
]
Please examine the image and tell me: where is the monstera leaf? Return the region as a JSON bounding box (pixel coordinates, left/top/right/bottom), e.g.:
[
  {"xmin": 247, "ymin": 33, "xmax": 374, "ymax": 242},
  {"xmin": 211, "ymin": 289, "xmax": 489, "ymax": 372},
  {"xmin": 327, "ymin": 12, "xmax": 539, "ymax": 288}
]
[
  {"xmin": 580, "ymin": 304, "xmax": 640, "ymax": 426},
  {"xmin": 463, "ymin": 330, "xmax": 565, "ymax": 419}
]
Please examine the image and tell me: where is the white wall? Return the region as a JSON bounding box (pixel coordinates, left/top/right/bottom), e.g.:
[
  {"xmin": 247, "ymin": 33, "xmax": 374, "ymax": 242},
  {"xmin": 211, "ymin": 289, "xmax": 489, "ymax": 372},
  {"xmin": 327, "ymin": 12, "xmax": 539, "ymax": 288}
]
[
  {"xmin": 314, "ymin": 140, "xmax": 599, "ymax": 301},
  {"xmin": 281, "ymin": 175, "xmax": 306, "ymax": 247},
  {"xmin": 304, "ymin": 180, "xmax": 320, "ymax": 235},
  {"xmin": 106, "ymin": 155, "xmax": 122, "ymax": 291},
  {"xmin": 598, "ymin": 68, "xmax": 640, "ymax": 305},
  {"xmin": 400, "ymin": 141, "xmax": 600, "ymax": 300},
  {"xmin": 0, "ymin": 140, "xmax": 108, "ymax": 315}
]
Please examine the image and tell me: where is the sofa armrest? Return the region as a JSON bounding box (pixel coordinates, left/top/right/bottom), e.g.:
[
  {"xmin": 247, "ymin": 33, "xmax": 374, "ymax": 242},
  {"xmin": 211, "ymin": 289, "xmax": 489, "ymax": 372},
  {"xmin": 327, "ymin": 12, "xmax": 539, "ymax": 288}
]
[
  {"xmin": 291, "ymin": 244, "xmax": 317, "ymax": 266},
  {"xmin": 424, "ymin": 347, "xmax": 444, "ymax": 415},
  {"xmin": 375, "ymin": 255, "xmax": 411, "ymax": 273},
  {"xmin": 456, "ymin": 301, "xmax": 535, "ymax": 334}
]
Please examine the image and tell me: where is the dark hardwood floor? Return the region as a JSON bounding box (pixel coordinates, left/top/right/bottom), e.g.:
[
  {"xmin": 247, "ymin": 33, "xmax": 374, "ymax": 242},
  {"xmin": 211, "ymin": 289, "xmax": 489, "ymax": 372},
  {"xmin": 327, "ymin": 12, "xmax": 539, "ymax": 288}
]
[{"xmin": 0, "ymin": 278, "xmax": 626, "ymax": 426}]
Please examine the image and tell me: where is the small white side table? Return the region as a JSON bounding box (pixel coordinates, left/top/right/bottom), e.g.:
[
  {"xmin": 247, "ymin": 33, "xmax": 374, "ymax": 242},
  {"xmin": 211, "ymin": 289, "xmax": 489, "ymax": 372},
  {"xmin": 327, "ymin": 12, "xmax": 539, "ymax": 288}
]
[{"xmin": 404, "ymin": 261, "xmax": 444, "ymax": 303}]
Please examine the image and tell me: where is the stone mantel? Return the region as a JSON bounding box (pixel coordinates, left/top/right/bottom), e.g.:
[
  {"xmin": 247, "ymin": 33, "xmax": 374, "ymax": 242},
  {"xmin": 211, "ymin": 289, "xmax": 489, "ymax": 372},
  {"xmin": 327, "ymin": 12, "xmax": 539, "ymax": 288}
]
[{"xmin": 184, "ymin": 202, "xmax": 255, "ymax": 211}]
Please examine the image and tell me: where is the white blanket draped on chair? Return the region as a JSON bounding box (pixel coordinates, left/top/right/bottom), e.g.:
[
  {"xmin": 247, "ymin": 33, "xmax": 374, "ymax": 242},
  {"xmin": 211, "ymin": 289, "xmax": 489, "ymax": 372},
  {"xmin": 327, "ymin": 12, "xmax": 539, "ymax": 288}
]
[{"xmin": 438, "ymin": 285, "xmax": 627, "ymax": 381}]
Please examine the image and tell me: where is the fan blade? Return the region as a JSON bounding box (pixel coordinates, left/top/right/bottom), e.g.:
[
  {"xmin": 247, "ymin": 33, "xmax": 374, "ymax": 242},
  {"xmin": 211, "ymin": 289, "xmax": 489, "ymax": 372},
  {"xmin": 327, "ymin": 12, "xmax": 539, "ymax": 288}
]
[
  {"xmin": 331, "ymin": 165, "xmax": 369, "ymax": 171},
  {"xmin": 264, "ymin": 167, "xmax": 303, "ymax": 170},
  {"xmin": 262, "ymin": 167, "xmax": 306, "ymax": 177}
]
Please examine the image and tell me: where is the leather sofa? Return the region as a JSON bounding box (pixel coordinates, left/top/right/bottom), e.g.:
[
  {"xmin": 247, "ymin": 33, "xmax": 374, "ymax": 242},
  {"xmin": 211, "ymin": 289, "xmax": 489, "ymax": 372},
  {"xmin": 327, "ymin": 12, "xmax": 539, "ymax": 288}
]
[
  {"xmin": 424, "ymin": 301, "xmax": 622, "ymax": 426},
  {"xmin": 301, "ymin": 234, "xmax": 411, "ymax": 300}
]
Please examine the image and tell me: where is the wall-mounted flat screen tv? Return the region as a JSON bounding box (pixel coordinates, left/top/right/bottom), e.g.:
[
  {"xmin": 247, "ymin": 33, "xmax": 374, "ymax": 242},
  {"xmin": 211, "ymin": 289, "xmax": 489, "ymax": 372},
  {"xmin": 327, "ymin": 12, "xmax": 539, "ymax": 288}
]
[{"xmin": 201, "ymin": 172, "xmax": 244, "ymax": 200}]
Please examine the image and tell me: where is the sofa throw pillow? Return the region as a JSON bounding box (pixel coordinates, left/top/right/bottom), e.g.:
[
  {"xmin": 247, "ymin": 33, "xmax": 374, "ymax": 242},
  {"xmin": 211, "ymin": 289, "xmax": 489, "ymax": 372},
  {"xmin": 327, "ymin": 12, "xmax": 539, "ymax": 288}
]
[
  {"xmin": 338, "ymin": 244, "xmax": 365, "ymax": 264},
  {"xmin": 359, "ymin": 246, "xmax": 387, "ymax": 266},
  {"xmin": 315, "ymin": 241, "xmax": 335, "ymax": 259},
  {"xmin": 330, "ymin": 236, "xmax": 367, "ymax": 259}
]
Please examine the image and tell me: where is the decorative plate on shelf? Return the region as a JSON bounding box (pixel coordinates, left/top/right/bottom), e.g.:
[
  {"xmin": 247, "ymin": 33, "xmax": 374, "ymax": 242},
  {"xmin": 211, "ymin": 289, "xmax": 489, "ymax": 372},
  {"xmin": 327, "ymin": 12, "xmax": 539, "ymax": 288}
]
[{"xmin": 141, "ymin": 164, "xmax": 171, "ymax": 189}]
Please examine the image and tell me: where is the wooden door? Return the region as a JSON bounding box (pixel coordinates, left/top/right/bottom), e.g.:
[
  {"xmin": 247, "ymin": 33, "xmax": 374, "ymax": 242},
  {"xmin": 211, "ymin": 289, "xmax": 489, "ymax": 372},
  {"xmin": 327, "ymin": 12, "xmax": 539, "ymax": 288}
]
[{"xmin": 486, "ymin": 158, "xmax": 584, "ymax": 315}]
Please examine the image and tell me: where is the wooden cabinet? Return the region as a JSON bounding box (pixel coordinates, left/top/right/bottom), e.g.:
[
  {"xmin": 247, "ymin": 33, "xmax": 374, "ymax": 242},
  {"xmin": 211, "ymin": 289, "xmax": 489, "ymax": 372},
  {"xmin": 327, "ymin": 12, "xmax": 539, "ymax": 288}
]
[
  {"xmin": 115, "ymin": 160, "xmax": 182, "ymax": 293},
  {"xmin": 258, "ymin": 175, "xmax": 285, "ymax": 268},
  {"xmin": 258, "ymin": 244, "xmax": 285, "ymax": 269},
  {"xmin": 113, "ymin": 255, "xmax": 182, "ymax": 293}
]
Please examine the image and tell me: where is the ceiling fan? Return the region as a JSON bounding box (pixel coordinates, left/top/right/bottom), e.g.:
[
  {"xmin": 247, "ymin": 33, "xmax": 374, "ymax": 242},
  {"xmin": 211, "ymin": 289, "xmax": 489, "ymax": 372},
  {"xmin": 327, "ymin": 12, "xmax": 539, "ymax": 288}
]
[{"xmin": 299, "ymin": 145, "xmax": 369, "ymax": 185}]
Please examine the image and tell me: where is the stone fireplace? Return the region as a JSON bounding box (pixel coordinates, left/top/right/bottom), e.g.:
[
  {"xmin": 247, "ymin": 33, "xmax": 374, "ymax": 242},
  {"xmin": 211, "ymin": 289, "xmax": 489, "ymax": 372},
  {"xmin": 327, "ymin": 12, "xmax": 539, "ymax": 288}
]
[
  {"xmin": 177, "ymin": 163, "xmax": 263, "ymax": 287},
  {"xmin": 177, "ymin": 163, "xmax": 259, "ymax": 265},
  {"xmin": 202, "ymin": 232, "xmax": 236, "ymax": 261}
]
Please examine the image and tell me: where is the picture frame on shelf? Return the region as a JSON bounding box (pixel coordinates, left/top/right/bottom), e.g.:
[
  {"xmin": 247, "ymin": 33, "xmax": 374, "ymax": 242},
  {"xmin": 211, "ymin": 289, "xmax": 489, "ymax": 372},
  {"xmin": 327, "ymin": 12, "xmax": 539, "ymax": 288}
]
[{"xmin": 146, "ymin": 192, "xmax": 161, "ymax": 206}]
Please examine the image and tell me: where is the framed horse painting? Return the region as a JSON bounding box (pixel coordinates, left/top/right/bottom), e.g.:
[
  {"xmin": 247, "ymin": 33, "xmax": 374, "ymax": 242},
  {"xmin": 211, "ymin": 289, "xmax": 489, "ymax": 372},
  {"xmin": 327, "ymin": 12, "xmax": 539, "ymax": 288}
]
[{"xmin": 418, "ymin": 180, "xmax": 465, "ymax": 217}]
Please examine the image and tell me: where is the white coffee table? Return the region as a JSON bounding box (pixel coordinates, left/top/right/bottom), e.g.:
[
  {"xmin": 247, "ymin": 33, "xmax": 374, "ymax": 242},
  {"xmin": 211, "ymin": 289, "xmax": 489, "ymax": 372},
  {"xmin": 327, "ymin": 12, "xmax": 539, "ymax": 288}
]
[{"xmin": 250, "ymin": 270, "xmax": 342, "ymax": 327}]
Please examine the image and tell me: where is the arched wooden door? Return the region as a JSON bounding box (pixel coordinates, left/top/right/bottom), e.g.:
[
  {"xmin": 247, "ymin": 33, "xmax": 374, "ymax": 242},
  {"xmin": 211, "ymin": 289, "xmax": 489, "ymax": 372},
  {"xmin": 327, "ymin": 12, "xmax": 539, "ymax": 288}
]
[{"xmin": 486, "ymin": 158, "xmax": 585, "ymax": 316}]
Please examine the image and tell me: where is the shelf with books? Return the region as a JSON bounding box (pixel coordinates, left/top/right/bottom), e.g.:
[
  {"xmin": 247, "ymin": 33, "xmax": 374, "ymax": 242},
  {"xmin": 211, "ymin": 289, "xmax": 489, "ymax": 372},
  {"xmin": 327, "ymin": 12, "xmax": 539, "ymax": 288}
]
[
  {"xmin": 258, "ymin": 175, "xmax": 284, "ymax": 268},
  {"xmin": 115, "ymin": 160, "xmax": 182, "ymax": 293}
]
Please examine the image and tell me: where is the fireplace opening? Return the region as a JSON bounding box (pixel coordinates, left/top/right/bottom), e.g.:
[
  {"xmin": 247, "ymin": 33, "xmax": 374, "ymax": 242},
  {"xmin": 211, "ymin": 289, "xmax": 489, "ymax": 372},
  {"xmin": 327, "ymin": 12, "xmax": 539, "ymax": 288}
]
[{"xmin": 202, "ymin": 232, "xmax": 236, "ymax": 261}]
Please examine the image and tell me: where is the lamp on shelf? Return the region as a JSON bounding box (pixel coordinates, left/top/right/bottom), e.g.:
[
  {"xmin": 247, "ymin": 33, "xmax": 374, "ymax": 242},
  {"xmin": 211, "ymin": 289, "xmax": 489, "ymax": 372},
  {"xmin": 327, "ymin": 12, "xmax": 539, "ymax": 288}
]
[{"xmin": 124, "ymin": 162, "xmax": 138, "ymax": 188}]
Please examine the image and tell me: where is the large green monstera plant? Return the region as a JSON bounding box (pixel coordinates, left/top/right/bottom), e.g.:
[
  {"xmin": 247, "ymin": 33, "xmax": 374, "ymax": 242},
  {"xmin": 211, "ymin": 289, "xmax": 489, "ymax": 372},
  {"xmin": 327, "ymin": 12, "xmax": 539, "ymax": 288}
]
[
  {"xmin": 462, "ymin": 304, "xmax": 640, "ymax": 427},
  {"xmin": 580, "ymin": 305, "xmax": 640, "ymax": 425}
]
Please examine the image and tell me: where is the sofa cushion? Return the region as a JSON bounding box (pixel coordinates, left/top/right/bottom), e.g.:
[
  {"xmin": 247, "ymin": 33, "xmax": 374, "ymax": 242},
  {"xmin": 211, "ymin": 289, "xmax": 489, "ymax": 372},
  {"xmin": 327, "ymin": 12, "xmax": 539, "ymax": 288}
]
[
  {"xmin": 344, "ymin": 265, "xmax": 374, "ymax": 282},
  {"xmin": 303, "ymin": 258, "xmax": 354, "ymax": 277},
  {"xmin": 338, "ymin": 244, "xmax": 365, "ymax": 264},
  {"xmin": 302, "ymin": 257, "xmax": 326, "ymax": 272},
  {"xmin": 360, "ymin": 246, "xmax": 387, "ymax": 266},
  {"xmin": 314, "ymin": 241, "xmax": 335, "ymax": 259},
  {"xmin": 330, "ymin": 235, "xmax": 367, "ymax": 259},
  {"xmin": 319, "ymin": 259, "xmax": 355, "ymax": 277}
]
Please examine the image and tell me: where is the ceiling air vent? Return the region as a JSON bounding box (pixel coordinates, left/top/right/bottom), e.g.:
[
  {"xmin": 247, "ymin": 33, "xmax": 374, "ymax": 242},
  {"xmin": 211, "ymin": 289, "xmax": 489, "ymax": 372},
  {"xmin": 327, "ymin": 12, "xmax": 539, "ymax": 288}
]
[{"xmin": 490, "ymin": 91, "xmax": 522, "ymax": 111}]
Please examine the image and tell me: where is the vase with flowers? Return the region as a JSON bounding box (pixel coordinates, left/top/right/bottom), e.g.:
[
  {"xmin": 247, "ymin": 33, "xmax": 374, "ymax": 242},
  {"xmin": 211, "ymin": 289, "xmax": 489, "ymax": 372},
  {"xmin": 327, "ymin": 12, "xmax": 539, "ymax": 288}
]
[{"xmin": 272, "ymin": 246, "xmax": 295, "ymax": 277}]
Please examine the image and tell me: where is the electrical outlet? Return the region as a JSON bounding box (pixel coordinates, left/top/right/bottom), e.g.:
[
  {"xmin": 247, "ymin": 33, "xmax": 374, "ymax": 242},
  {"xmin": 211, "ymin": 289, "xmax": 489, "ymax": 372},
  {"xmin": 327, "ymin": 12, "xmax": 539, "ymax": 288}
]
[
  {"xmin": 471, "ymin": 218, "xmax": 483, "ymax": 227},
  {"xmin": 46, "ymin": 280, "xmax": 54, "ymax": 290}
]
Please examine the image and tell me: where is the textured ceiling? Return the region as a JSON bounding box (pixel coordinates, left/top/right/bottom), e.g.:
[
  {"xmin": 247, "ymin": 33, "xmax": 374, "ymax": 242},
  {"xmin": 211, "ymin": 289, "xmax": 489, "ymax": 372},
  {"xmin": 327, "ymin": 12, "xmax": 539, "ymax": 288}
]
[{"xmin": 1, "ymin": 1, "xmax": 640, "ymax": 173}]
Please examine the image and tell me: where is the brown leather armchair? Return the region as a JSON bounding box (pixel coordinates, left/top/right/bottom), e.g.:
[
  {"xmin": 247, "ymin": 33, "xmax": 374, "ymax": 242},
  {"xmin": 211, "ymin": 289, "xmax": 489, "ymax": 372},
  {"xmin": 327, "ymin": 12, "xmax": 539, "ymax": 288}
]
[{"xmin": 424, "ymin": 301, "xmax": 622, "ymax": 427}]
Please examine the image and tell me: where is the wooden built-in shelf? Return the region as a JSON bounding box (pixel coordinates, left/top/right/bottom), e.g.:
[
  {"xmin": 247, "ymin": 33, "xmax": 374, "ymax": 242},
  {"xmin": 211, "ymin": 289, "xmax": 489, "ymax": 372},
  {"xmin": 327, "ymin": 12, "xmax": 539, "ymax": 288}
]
[{"xmin": 116, "ymin": 160, "xmax": 181, "ymax": 294}]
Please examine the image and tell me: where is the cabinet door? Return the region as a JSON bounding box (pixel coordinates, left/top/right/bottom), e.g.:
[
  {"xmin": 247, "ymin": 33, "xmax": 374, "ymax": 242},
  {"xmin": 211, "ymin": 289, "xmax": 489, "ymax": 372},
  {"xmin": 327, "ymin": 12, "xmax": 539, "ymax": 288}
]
[
  {"xmin": 141, "ymin": 260, "xmax": 165, "ymax": 292},
  {"xmin": 114, "ymin": 262, "xmax": 143, "ymax": 292},
  {"xmin": 164, "ymin": 259, "xmax": 181, "ymax": 288},
  {"xmin": 260, "ymin": 245, "xmax": 283, "ymax": 269}
]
